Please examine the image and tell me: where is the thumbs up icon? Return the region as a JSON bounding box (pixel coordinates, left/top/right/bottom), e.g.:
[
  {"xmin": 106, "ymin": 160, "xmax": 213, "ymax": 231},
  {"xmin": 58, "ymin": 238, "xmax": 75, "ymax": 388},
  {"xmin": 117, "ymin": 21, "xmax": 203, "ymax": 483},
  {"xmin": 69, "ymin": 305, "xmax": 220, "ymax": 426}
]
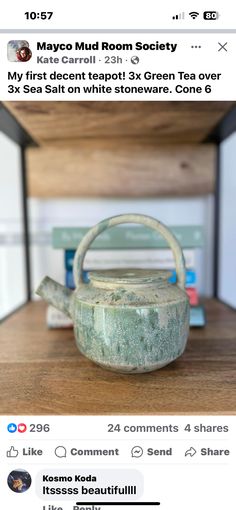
[{"xmin": 6, "ymin": 446, "xmax": 19, "ymax": 458}]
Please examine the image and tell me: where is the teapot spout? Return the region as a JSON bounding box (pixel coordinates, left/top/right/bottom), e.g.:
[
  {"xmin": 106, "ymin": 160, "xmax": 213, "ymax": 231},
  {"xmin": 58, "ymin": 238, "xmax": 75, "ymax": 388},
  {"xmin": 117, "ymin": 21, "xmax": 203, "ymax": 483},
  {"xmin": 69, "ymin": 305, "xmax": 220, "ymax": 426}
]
[{"xmin": 36, "ymin": 276, "xmax": 73, "ymax": 317}]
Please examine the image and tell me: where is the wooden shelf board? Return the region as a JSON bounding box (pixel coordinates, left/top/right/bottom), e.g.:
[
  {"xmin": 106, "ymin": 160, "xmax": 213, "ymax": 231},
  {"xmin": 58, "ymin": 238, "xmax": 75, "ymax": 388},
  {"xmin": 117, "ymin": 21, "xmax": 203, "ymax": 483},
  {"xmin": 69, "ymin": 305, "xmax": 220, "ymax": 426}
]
[
  {"xmin": 0, "ymin": 299, "xmax": 235, "ymax": 415},
  {"xmin": 4, "ymin": 101, "xmax": 233, "ymax": 198},
  {"xmin": 26, "ymin": 143, "xmax": 216, "ymax": 197},
  {"xmin": 4, "ymin": 101, "xmax": 235, "ymax": 145}
]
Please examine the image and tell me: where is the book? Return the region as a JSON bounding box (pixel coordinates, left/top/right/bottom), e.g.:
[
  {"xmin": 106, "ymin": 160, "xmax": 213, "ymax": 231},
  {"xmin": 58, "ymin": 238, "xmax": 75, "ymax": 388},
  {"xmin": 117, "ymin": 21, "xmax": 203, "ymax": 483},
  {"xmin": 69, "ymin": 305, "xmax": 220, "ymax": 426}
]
[
  {"xmin": 190, "ymin": 306, "xmax": 206, "ymax": 327},
  {"xmin": 46, "ymin": 305, "xmax": 73, "ymax": 329},
  {"xmin": 186, "ymin": 287, "xmax": 199, "ymax": 306},
  {"xmin": 65, "ymin": 249, "xmax": 196, "ymax": 289},
  {"xmin": 66, "ymin": 270, "xmax": 89, "ymax": 288},
  {"xmin": 168, "ymin": 269, "xmax": 196, "ymax": 287},
  {"xmin": 66, "ymin": 248, "xmax": 195, "ymax": 270},
  {"xmin": 53, "ymin": 225, "xmax": 204, "ymax": 250},
  {"xmin": 65, "ymin": 250, "xmax": 77, "ymax": 271}
]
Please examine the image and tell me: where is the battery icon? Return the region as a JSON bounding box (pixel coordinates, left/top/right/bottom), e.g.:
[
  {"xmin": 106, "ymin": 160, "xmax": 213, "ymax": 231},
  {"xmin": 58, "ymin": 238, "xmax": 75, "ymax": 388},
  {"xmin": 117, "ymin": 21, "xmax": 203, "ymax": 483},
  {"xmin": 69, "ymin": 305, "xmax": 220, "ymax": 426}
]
[{"xmin": 203, "ymin": 11, "xmax": 219, "ymax": 20}]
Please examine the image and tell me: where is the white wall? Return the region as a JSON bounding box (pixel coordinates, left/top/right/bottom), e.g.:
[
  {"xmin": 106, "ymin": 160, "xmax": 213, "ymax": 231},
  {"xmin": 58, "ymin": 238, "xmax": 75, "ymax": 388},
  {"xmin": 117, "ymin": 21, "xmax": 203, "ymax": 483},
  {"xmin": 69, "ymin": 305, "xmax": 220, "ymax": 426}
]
[
  {"xmin": 0, "ymin": 132, "xmax": 27, "ymax": 319},
  {"xmin": 29, "ymin": 195, "xmax": 215, "ymax": 298},
  {"xmin": 218, "ymin": 133, "xmax": 236, "ymax": 308}
]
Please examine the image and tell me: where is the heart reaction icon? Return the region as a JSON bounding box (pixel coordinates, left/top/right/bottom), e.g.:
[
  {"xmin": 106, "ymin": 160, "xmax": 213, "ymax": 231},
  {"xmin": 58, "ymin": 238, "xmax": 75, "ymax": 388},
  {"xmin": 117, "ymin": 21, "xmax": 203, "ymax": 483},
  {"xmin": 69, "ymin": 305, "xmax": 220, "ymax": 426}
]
[{"xmin": 18, "ymin": 423, "xmax": 27, "ymax": 433}]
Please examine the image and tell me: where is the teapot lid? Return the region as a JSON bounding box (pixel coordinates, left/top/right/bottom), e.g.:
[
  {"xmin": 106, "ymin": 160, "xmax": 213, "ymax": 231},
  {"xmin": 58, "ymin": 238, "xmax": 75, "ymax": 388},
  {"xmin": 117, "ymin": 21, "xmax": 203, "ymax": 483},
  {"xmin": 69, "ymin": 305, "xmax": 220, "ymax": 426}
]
[{"xmin": 89, "ymin": 268, "xmax": 172, "ymax": 285}]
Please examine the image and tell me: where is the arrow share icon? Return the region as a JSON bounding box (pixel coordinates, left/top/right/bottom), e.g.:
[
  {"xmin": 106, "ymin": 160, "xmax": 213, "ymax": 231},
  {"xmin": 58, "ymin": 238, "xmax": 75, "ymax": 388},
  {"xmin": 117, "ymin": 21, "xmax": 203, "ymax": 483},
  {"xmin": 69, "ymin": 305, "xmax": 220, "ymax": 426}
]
[{"xmin": 185, "ymin": 446, "xmax": 197, "ymax": 457}]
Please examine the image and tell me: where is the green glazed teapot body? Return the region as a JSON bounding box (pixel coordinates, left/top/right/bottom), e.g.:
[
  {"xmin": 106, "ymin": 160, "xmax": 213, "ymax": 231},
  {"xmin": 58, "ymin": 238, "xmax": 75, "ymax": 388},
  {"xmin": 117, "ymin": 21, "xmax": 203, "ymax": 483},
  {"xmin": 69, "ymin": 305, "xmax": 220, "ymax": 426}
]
[
  {"xmin": 71, "ymin": 269, "xmax": 189, "ymax": 373},
  {"xmin": 37, "ymin": 214, "xmax": 190, "ymax": 374}
]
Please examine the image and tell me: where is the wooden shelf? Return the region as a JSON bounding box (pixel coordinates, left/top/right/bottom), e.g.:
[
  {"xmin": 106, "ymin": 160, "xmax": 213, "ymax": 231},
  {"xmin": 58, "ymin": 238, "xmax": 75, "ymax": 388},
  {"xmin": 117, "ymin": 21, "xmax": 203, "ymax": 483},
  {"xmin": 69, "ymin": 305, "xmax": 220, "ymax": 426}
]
[
  {"xmin": 4, "ymin": 101, "xmax": 235, "ymax": 144},
  {"xmin": 0, "ymin": 299, "xmax": 235, "ymax": 415},
  {"xmin": 4, "ymin": 101, "xmax": 235, "ymax": 198},
  {"xmin": 26, "ymin": 144, "xmax": 216, "ymax": 197}
]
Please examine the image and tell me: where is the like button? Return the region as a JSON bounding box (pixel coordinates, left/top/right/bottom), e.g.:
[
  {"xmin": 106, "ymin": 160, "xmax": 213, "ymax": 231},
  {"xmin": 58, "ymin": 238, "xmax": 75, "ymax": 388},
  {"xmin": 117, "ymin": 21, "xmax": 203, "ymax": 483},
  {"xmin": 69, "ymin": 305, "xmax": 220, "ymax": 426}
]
[{"xmin": 7, "ymin": 446, "xmax": 19, "ymax": 458}]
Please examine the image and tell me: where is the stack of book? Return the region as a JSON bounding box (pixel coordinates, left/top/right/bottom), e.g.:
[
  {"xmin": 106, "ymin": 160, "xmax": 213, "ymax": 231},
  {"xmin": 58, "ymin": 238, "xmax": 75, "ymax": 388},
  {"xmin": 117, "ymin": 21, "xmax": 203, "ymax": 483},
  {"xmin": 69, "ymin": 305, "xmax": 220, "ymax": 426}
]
[{"xmin": 47, "ymin": 224, "xmax": 206, "ymax": 328}]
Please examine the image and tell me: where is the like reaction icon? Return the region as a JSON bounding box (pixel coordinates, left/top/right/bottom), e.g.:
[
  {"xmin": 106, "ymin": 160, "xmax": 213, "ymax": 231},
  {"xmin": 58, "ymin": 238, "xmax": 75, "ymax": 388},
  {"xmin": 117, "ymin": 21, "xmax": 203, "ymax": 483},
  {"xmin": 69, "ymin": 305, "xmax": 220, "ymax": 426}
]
[
  {"xmin": 7, "ymin": 446, "xmax": 19, "ymax": 458},
  {"xmin": 7, "ymin": 423, "xmax": 17, "ymax": 433},
  {"xmin": 7, "ymin": 422, "xmax": 27, "ymax": 433}
]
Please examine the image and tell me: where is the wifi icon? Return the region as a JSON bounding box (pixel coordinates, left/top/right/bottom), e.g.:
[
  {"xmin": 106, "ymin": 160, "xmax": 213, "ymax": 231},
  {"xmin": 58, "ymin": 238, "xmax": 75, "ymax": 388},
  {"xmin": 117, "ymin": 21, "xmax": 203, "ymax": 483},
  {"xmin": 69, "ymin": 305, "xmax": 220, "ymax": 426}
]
[{"xmin": 189, "ymin": 11, "xmax": 199, "ymax": 19}]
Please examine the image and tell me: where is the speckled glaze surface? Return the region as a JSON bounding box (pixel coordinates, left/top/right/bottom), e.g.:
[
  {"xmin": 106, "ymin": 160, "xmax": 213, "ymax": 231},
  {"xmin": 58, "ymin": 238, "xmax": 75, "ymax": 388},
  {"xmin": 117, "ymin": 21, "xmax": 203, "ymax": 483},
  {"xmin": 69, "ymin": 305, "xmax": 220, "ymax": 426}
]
[
  {"xmin": 37, "ymin": 214, "xmax": 190, "ymax": 374},
  {"xmin": 71, "ymin": 270, "xmax": 189, "ymax": 373}
]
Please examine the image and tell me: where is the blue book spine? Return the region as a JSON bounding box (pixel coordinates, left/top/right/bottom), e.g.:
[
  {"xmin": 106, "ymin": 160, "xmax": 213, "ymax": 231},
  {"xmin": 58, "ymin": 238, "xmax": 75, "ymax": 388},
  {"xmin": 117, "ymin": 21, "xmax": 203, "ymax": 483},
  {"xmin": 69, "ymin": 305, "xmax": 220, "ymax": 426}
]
[
  {"xmin": 169, "ymin": 269, "xmax": 196, "ymax": 286},
  {"xmin": 65, "ymin": 250, "xmax": 76, "ymax": 271},
  {"xmin": 66, "ymin": 269, "xmax": 89, "ymax": 289}
]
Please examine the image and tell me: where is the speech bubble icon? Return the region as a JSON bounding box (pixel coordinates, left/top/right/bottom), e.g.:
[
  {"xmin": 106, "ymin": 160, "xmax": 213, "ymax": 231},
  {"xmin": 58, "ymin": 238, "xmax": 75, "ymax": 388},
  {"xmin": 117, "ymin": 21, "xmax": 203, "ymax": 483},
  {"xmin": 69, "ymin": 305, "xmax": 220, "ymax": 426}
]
[
  {"xmin": 55, "ymin": 446, "xmax": 67, "ymax": 458},
  {"xmin": 131, "ymin": 446, "xmax": 143, "ymax": 458}
]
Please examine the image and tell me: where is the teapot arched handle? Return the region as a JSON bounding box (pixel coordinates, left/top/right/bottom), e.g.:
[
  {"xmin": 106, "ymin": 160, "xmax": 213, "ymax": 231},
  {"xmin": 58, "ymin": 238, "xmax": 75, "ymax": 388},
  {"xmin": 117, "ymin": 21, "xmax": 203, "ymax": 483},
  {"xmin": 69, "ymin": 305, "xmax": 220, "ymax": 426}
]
[{"xmin": 73, "ymin": 214, "xmax": 186, "ymax": 291}]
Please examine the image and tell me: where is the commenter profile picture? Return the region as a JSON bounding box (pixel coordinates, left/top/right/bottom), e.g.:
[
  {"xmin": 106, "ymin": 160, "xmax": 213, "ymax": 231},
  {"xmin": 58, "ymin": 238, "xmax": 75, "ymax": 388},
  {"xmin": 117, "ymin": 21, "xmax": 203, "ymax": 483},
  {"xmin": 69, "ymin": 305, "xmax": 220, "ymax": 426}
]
[
  {"xmin": 7, "ymin": 40, "xmax": 32, "ymax": 62},
  {"xmin": 7, "ymin": 469, "xmax": 32, "ymax": 493}
]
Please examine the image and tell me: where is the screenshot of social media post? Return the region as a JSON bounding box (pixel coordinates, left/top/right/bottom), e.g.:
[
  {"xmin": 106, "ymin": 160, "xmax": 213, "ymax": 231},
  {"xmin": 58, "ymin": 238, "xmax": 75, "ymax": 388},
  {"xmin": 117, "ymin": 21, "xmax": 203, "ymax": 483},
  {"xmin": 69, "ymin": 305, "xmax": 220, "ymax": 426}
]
[{"xmin": 0, "ymin": 2, "xmax": 235, "ymax": 509}]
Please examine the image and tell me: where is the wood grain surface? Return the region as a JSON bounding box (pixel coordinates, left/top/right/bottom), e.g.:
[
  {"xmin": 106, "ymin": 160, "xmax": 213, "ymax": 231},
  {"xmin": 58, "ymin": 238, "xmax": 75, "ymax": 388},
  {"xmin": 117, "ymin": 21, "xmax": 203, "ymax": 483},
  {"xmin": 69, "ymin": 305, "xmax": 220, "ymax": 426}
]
[
  {"xmin": 4, "ymin": 101, "xmax": 234, "ymax": 145},
  {"xmin": 0, "ymin": 300, "xmax": 235, "ymax": 415},
  {"xmin": 26, "ymin": 143, "xmax": 216, "ymax": 197}
]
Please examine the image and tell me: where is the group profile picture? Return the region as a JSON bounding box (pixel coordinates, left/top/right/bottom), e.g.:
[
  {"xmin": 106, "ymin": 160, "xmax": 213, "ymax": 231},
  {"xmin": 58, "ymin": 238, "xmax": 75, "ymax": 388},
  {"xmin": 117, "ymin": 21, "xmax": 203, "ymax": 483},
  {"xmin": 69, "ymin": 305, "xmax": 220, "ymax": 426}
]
[
  {"xmin": 7, "ymin": 469, "xmax": 32, "ymax": 493},
  {"xmin": 7, "ymin": 40, "xmax": 32, "ymax": 62}
]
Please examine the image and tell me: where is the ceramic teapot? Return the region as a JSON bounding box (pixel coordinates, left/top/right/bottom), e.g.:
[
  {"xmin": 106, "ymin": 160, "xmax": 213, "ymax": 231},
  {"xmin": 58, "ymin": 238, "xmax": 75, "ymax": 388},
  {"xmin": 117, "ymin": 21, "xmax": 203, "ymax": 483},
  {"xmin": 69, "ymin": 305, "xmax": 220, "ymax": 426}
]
[{"xmin": 37, "ymin": 214, "xmax": 190, "ymax": 373}]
